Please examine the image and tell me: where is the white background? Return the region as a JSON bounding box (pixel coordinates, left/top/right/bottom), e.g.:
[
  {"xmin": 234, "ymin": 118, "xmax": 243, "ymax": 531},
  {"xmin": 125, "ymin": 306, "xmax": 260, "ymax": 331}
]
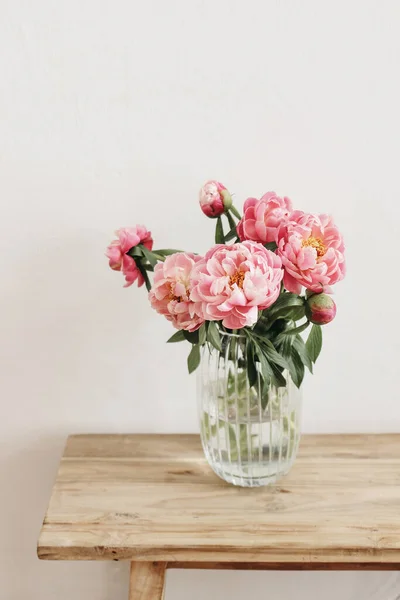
[{"xmin": 1, "ymin": 0, "xmax": 400, "ymax": 598}]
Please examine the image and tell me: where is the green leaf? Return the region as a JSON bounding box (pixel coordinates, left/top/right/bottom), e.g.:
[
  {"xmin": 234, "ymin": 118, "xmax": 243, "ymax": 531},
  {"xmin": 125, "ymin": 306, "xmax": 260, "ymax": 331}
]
[
  {"xmin": 270, "ymin": 362, "xmax": 287, "ymax": 388},
  {"xmin": 154, "ymin": 249, "xmax": 183, "ymax": 256},
  {"xmin": 229, "ymin": 205, "xmax": 241, "ymax": 219},
  {"xmin": 268, "ymin": 305, "xmax": 306, "ymax": 323},
  {"xmin": 255, "ymin": 348, "xmax": 272, "ymax": 389},
  {"xmin": 253, "ymin": 317, "xmax": 268, "ymax": 335},
  {"xmin": 248, "ymin": 329, "xmax": 287, "ymax": 390},
  {"xmin": 198, "ymin": 323, "xmax": 207, "ymax": 345},
  {"xmin": 224, "ymin": 226, "xmax": 238, "ymax": 242},
  {"xmin": 287, "ymin": 346, "xmax": 305, "ymax": 388},
  {"xmin": 266, "ymin": 293, "xmax": 305, "ymax": 318},
  {"xmin": 278, "ymin": 334, "xmax": 293, "ymax": 360},
  {"xmin": 293, "ymin": 334, "xmax": 313, "ymax": 373},
  {"xmin": 167, "ymin": 330, "xmax": 186, "ymax": 343},
  {"xmin": 135, "ymin": 260, "xmax": 151, "ymax": 292},
  {"xmin": 183, "ymin": 330, "xmax": 199, "ymax": 344},
  {"xmin": 246, "ymin": 341, "xmax": 257, "ymax": 388},
  {"xmin": 127, "ymin": 246, "xmax": 144, "ymax": 258},
  {"xmin": 207, "ymin": 321, "xmax": 222, "ymax": 351},
  {"xmin": 264, "ymin": 241, "xmax": 278, "ymax": 252},
  {"xmin": 279, "ymin": 320, "xmax": 310, "ymax": 338},
  {"xmin": 306, "ymin": 324, "xmax": 323, "ymax": 363},
  {"xmin": 187, "ymin": 344, "xmax": 201, "ymax": 374},
  {"xmin": 262, "ymin": 294, "xmax": 306, "ymax": 326},
  {"xmin": 215, "ymin": 216, "xmax": 225, "ymax": 244},
  {"xmin": 287, "ymin": 305, "xmax": 307, "ymax": 321},
  {"xmin": 140, "ymin": 245, "xmax": 159, "ymax": 267},
  {"xmin": 261, "ymin": 386, "xmax": 270, "ymax": 411},
  {"xmin": 257, "ymin": 337, "xmax": 289, "ymax": 370}
]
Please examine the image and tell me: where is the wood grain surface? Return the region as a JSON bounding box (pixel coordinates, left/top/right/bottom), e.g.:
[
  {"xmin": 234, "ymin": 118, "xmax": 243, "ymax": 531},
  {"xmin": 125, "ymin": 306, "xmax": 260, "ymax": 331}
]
[
  {"xmin": 37, "ymin": 433, "xmax": 400, "ymax": 568},
  {"xmin": 129, "ymin": 562, "xmax": 166, "ymax": 599}
]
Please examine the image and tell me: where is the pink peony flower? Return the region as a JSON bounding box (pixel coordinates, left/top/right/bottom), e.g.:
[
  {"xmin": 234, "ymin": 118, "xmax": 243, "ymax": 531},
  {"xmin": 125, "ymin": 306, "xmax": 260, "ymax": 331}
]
[
  {"xmin": 306, "ymin": 293, "xmax": 337, "ymax": 325},
  {"xmin": 149, "ymin": 253, "xmax": 205, "ymax": 332},
  {"xmin": 199, "ymin": 180, "xmax": 232, "ymax": 218},
  {"xmin": 190, "ymin": 241, "xmax": 283, "ymax": 329},
  {"xmin": 106, "ymin": 225, "xmax": 153, "ymax": 288},
  {"xmin": 237, "ymin": 192, "xmax": 293, "ymax": 244},
  {"xmin": 278, "ymin": 212, "xmax": 345, "ymax": 294}
]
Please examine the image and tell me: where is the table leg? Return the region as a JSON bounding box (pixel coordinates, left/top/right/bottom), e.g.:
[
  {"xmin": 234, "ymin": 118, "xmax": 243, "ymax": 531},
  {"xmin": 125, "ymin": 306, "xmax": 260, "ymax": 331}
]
[{"xmin": 129, "ymin": 561, "xmax": 167, "ymax": 599}]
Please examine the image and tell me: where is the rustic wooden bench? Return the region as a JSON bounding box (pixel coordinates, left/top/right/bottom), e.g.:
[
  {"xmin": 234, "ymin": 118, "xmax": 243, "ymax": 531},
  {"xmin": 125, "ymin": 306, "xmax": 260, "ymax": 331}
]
[{"xmin": 37, "ymin": 434, "xmax": 400, "ymax": 598}]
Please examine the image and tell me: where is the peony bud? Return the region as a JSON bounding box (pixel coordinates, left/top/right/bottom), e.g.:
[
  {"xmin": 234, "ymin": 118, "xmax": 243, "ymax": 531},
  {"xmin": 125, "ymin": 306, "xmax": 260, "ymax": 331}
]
[
  {"xmin": 199, "ymin": 180, "xmax": 231, "ymax": 218},
  {"xmin": 220, "ymin": 187, "xmax": 232, "ymax": 209},
  {"xmin": 305, "ymin": 293, "xmax": 337, "ymax": 325}
]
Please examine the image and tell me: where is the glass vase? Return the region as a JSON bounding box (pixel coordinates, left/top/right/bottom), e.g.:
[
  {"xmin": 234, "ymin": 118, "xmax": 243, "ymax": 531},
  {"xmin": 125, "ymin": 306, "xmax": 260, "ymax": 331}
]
[{"xmin": 197, "ymin": 331, "xmax": 302, "ymax": 487}]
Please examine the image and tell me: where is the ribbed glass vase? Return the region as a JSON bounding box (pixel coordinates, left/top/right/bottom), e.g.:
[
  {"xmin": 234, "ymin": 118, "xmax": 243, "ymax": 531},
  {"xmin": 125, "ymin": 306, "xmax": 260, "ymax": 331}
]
[{"xmin": 197, "ymin": 331, "xmax": 302, "ymax": 487}]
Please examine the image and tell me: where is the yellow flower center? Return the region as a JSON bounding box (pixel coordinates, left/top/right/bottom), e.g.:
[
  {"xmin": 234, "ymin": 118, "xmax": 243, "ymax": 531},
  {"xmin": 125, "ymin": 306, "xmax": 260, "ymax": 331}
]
[
  {"xmin": 229, "ymin": 271, "xmax": 245, "ymax": 289},
  {"xmin": 168, "ymin": 283, "xmax": 190, "ymax": 302},
  {"xmin": 302, "ymin": 236, "xmax": 326, "ymax": 257}
]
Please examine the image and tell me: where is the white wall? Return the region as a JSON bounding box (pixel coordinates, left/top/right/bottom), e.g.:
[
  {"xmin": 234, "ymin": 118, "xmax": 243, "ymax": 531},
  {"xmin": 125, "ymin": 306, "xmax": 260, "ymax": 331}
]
[{"xmin": 1, "ymin": 0, "xmax": 400, "ymax": 598}]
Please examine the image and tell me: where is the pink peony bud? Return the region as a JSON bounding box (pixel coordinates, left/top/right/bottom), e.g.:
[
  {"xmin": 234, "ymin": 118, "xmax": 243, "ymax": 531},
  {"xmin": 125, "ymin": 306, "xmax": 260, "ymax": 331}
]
[
  {"xmin": 199, "ymin": 180, "xmax": 231, "ymax": 218},
  {"xmin": 305, "ymin": 293, "xmax": 337, "ymax": 325}
]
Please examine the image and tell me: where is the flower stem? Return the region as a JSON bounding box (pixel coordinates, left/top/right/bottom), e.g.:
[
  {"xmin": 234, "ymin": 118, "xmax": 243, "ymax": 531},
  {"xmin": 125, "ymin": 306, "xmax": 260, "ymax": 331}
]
[{"xmin": 230, "ymin": 205, "xmax": 242, "ymax": 220}]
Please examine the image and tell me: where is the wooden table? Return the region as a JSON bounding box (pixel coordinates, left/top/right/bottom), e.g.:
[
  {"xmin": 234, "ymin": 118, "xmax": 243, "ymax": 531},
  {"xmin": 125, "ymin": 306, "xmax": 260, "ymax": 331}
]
[{"xmin": 37, "ymin": 434, "xmax": 400, "ymax": 598}]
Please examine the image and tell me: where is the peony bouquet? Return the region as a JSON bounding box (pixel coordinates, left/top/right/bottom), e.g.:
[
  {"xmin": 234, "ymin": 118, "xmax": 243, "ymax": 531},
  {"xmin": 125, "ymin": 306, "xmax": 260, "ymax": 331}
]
[{"xmin": 106, "ymin": 180, "xmax": 345, "ymax": 390}]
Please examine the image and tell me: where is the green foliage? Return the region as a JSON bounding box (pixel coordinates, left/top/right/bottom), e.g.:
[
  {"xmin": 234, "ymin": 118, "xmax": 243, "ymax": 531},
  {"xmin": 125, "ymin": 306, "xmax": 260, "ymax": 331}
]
[
  {"xmin": 226, "ymin": 211, "xmax": 237, "ymax": 231},
  {"xmin": 207, "ymin": 321, "xmax": 222, "ymax": 351},
  {"xmin": 140, "ymin": 245, "xmax": 159, "ymax": 267},
  {"xmin": 254, "ymin": 295, "xmax": 306, "ymax": 336},
  {"xmin": 187, "ymin": 344, "xmax": 201, "ymax": 374},
  {"xmin": 293, "ymin": 334, "xmax": 313, "ymax": 373},
  {"xmin": 306, "ymin": 324, "xmax": 323, "ymax": 363},
  {"xmin": 224, "ymin": 226, "xmax": 239, "ymax": 242},
  {"xmin": 278, "ymin": 320, "xmax": 310, "ymax": 337},
  {"xmin": 183, "ymin": 329, "xmax": 199, "ymax": 344},
  {"xmin": 169, "ymin": 291, "xmax": 322, "ymax": 383},
  {"xmin": 215, "ymin": 216, "xmax": 225, "ymax": 244},
  {"xmin": 135, "ymin": 261, "xmax": 151, "ymax": 291},
  {"xmin": 155, "ymin": 249, "xmax": 183, "ymax": 256},
  {"xmin": 198, "ymin": 323, "xmax": 207, "ymax": 345},
  {"xmin": 224, "ymin": 212, "xmax": 240, "ymax": 242},
  {"xmin": 229, "ymin": 205, "xmax": 241, "ymax": 219},
  {"xmin": 242, "ymin": 300, "xmax": 318, "ymax": 390},
  {"xmin": 166, "ymin": 330, "xmax": 186, "ymax": 343},
  {"xmin": 269, "ymin": 362, "xmax": 287, "ymax": 388},
  {"xmin": 264, "ymin": 241, "xmax": 278, "ymax": 252},
  {"xmin": 287, "ymin": 345, "xmax": 305, "ymax": 388},
  {"xmin": 127, "ymin": 246, "xmax": 143, "ymax": 258},
  {"xmin": 244, "ymin": 329, "xmax": 289, "ymax": 390},
  {"xmin": 266, "ymin": 293, "xmax": 305, "ymax": 319},
  {"xmin": 258, "ymin": 337, "xmax": 289, "ymax": 370},
  {"xmin": 246, "ymin": 342, "xmax": 258, "ymax": 387}
]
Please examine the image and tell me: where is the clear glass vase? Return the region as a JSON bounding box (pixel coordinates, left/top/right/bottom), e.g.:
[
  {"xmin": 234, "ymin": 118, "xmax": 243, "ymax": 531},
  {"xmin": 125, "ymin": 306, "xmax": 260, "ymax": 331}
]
[{"xmin": 197, "ymin": 332, "xmax": 302, "ymax": 487}]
